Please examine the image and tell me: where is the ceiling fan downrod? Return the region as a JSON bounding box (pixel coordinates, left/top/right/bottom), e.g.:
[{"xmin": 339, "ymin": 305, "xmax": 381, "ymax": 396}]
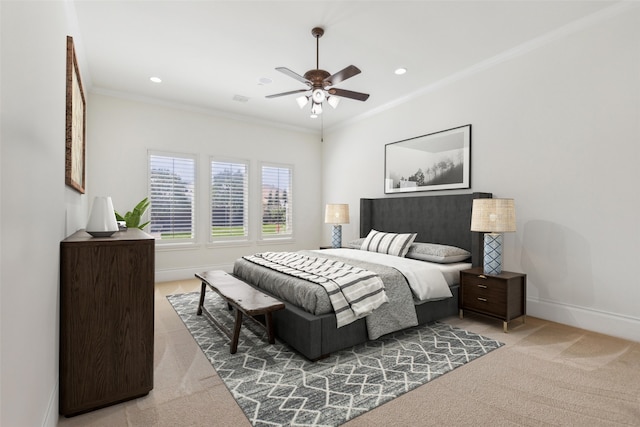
[{"xmin": 311, "ymin": 27, "xmax": 324, "ymax": 70}]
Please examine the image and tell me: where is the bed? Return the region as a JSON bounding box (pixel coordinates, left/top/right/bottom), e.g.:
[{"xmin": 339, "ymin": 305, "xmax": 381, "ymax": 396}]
[{"xmin": 233, "ymin": 192, "xmax": 492, "ymax": 360}]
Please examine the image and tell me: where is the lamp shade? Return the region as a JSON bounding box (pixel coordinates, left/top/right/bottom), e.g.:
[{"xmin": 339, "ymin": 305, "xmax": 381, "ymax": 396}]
[
  {"xmin": 324, "ymin": 204, "xmax": 350, "ymax": 224},
  {"xmin": 86, "ymin": 196, "xmax": 119, "ymax": 237},
  {"xmin": 470, "ymin": 198, "xmax": 516, "ymax": 233}
]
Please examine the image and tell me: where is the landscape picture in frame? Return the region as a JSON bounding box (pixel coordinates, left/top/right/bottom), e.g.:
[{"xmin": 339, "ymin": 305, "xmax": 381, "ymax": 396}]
[
  {"xmin": 65, "ymin": 36, "xmax": 86, "ymax": 194},
  {"xmin": 384, "ymin": 124, "xmax": 471, "ymax": 194}
]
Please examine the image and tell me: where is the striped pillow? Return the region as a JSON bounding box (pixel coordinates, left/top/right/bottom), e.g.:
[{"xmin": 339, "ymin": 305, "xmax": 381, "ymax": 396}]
[{"xmin": 360, "ymin": 229, "xmax": 417, "ymax": 257}]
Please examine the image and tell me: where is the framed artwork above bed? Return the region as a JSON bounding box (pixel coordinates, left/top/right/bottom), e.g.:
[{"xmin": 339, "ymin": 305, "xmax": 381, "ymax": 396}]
[{"xmin": 385, "ymin": 124, "xmax": 471, "ymax": 194}]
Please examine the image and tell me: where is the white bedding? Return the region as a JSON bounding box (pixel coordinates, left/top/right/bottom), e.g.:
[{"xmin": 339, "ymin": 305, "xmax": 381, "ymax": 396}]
[{"xmin": 313, "ymin": 248, "xmax": 470, "ymax": 301}]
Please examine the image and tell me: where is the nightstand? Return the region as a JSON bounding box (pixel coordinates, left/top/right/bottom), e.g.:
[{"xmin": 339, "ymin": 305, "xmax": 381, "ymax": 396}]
[{"xmin": 459, "ymin": 267, "xmax": 526, "ymax": 332}]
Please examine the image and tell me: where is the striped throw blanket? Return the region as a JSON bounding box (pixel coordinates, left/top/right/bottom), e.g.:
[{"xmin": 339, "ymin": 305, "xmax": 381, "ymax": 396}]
[{"xmin": 243, "ymin": 252, "xmax": 389, "ymax": 328}]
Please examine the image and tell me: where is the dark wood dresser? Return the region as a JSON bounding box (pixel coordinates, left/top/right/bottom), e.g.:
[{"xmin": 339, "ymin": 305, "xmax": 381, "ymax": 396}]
[
  {"xmin": 59, "ymin": 229, "xmax": 155, "ymax": 416},
  {"xmin": 459, "ymin": 267, "xmax": 526, "ymax": 332}
]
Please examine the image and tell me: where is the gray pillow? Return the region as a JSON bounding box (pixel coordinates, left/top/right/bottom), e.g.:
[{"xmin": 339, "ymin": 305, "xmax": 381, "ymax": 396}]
[
  {"xmin": 405, "ymin": 242, "xmax": 471, "ymax": 263},
  {"xmin": 344, "ymin": 238, "xmax": 365, "ymax": 249}
]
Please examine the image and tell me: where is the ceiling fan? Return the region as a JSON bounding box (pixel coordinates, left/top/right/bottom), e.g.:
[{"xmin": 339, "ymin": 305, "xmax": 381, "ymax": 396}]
[{"xmin": 266, "ymin": 27, "xmax": 369, "ymax": 117}]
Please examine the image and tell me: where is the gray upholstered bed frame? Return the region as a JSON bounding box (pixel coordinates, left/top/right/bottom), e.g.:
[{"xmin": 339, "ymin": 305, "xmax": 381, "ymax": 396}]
[{"xmin": 255, "ymin": 192, "xmax": 492, "ymax": 360}]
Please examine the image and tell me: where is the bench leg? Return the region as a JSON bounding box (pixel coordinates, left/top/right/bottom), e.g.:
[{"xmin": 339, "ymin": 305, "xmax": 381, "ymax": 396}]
[
  {"xmin": 265, "ymin": 313, "xmax": 276, "ymax": 344},
  {"xmin": 196, "ymin": 281, "xmax": 206, "ymax": 315},
  {"xmin": 230, "ymin": 309, "xmax": 243, "ymax": 354}
]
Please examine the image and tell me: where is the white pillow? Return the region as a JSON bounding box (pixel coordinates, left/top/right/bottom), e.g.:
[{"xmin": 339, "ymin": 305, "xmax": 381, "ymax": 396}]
[
  {"xmin": 360, "ymin": 230, "xmax": 417, "ymax": 257},
  {"xmin": 405, "ymin": 242, "xmax": 471, "ymax": 264}
]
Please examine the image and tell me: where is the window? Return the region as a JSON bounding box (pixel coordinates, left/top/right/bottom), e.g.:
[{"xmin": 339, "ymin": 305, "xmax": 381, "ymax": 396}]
[
  {"xmin": 260, "ymin": 163, "xmax": 293, "ymax": 239},
  {"xmin": 148, "ymin": 152, "xmax": 196, "ymax": 242},
  {"xmin": 210, "ymin": 158, "xmax": 249, "ymax": 242}
]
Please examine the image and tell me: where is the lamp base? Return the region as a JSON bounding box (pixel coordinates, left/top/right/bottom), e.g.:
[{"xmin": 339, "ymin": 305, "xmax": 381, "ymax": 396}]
[
  {"xmin": 483, "ymin": 233, "xmax": 503, "ymax": 275},
  {"xmin": 331, "ymin": 225, "xmax": 342, "ymax": 248}
]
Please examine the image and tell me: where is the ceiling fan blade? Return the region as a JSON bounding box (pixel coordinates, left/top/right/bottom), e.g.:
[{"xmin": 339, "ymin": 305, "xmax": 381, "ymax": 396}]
[
  {"xmin": 327, "ymin": 88, "xmax": 369, "ymax": 101},
  {"xmin": 265, "ymin": 89, "xmax": 309, "ymax": 99},
  {"xmin": 276, "ymin": 67, "xmax": 310, "ymax": 85},
  {"xmin": 324, "ymin": 65, "xmax": 361, "ymax": 86}
]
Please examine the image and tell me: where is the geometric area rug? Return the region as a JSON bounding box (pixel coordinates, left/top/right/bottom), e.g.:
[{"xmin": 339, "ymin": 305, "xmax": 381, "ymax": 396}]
[{"xmin": 167, "ymin": 292, "xmax": 504, "ymax": 427}]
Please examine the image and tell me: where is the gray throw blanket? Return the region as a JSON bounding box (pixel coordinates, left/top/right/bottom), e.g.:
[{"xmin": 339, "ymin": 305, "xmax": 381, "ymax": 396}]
[{"xmin": 243, "ymin": 252, "xmax": 389, "ymax": 328}]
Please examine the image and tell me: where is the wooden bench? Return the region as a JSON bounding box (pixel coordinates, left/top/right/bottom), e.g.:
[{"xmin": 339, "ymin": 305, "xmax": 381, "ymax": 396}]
[{"xmin": 195, "ymin": 270, "xmax": 285, "ymax": 354}]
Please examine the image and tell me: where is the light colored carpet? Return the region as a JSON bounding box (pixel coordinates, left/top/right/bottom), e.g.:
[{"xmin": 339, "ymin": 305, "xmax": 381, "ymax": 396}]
[
  {"xmin": 167, "ymin": 291, "xmax": 503, "ymax": 426},
  {"xmin": 58, "ymin": 279, "xmax": 640, "ymax": 427}
]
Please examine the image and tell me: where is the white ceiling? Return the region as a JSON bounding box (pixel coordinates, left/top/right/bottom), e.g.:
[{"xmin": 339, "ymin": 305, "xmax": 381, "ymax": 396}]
[{"xmin": 70, "ymin": 0, "xmax": 618, "ymax": 133}]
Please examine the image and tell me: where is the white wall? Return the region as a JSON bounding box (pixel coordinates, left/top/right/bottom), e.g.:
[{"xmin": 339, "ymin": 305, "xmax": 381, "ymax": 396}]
[
  {"xmin": 323, "ymin": 5, "xmax": 640, "ymax": 342},
  {"xmin": 86, "ymin": 93, "xmax": 322, "ymax": 281},
  {"xmin": 1, "ymin": 2, "xmax": 88, "ymax": 426}
]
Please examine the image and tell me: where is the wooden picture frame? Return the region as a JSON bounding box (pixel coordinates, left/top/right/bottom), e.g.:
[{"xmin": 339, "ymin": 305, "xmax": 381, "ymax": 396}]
[
  {"xmin": 65, "ymin": 36, "xmax": 86, "ymax": 194},
  {"xmin": 384, "ymin": 124, "xmax": 471, "ymax": 194}
]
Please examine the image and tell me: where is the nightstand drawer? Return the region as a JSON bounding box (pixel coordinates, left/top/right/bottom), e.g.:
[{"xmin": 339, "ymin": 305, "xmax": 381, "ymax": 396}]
[{"xmin": 461, "ymin": 281, "xmax": 506, "ymax": 317}]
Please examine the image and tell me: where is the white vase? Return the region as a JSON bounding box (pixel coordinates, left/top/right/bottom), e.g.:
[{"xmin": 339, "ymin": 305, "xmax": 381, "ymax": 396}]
[{"xmin": 86, "ymin": 196, "xmax": 119, "ymax": 237}]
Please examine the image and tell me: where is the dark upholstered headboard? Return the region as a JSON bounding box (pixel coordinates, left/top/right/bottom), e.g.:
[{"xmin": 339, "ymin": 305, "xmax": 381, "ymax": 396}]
[{"xmin": 360, "ymin": 192, "xmax": 492, "ymax": 268}]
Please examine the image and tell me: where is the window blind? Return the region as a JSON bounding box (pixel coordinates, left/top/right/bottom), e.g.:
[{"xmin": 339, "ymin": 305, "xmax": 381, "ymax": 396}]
[
  {"xmin": 210, "ymin": 159, "xmax": 248, "ymax": 241},
  {"xmin": 149, "ymin": 153, "xmax": 195, "ymax": 241},
  {"xmin": 261, "ymin": 164, "xmax": 292, "ymax": 238}
]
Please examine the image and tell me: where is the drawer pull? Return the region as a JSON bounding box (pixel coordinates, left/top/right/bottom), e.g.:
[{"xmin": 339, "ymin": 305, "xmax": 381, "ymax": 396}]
[
  {"xmin": 477, "ymin": 284, "xmax": 487, "ymax": 289},
  {"xmin": 478, "ymin": 275, "xmax": 487, "ymax": 279},
  {"xmin": 477, "ymin": 297, "xmax": 488, "ymax": 302}
]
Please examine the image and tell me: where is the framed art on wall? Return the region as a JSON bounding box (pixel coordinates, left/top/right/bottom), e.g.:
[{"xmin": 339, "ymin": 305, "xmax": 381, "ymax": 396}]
[
  {"xmin": 384, "ymin": 124, "xmax": 471, "ymax": 194},
  {"xmin": 65, "ymin": 36, "xmax": 86, "ymax": 194}
]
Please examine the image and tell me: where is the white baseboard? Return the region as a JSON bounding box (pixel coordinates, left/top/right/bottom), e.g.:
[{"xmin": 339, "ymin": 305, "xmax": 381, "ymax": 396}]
[
  {"xmin": 528, "ymin": 297, "xmax": 640, "ymax": 343},
  {"xmin": 155, "ymin": 264, "xmax": 235, "ymax": 283}
]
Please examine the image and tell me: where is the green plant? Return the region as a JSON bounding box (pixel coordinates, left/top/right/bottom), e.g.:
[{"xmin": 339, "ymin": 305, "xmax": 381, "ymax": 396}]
[{"xmin": 115, "ymin": 197, "xmax": 150, "ymax": 230}]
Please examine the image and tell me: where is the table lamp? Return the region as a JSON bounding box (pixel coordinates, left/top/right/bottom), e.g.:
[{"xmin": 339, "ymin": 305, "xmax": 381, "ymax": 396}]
[
  {"xmin": 470, "ymin": 198, "xmax": 516, "ymax": 275},
  {"xmin": 324, "ymin": 204, "xmax": 350, "ymax": 248}
]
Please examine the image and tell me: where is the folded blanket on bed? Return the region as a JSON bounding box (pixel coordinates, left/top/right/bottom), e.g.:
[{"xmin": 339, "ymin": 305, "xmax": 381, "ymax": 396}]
[{"xmin": 243, "ymin": 252, "xmax": 389, "ymax": 328}]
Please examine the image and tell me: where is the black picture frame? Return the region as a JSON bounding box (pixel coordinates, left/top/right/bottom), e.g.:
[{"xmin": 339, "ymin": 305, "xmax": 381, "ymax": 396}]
[{"xmin": 384, "ymin": 124, "xmax": 471, "ymax": 194}]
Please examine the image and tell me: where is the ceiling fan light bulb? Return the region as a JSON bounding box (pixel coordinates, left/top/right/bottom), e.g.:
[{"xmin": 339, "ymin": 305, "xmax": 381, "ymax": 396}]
[
  {"xmin": 312, "ymin": 88, "xmax": 325, "ymax": 103},
  {"xmin": 327, "ymin": 96, "xmax": 340, "ymax": 109},
  {"xmin": 296, "ymin": 95, "xmax": 309, "ymax": 109},
  {"xmin": 311, "ymin": 102, "xmax": 323, "ymax": 115}
]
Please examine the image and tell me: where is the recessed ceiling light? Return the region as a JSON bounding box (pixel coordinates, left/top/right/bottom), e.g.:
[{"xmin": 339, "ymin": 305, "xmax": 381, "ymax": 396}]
[
  {"xmin": 150, "ymin": 76, "xmax": 162, "ymax": 83},
  {"xmin": 257, "ymin": 77, "xmax": 272, "ymax": 85},
  {"xmin": 394, "ymin": 68, "xmax": 407, "ymax": 75}
]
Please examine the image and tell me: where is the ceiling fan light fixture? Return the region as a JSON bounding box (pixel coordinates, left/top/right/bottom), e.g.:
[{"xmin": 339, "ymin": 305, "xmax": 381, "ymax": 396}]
[
  {"xmin": 312, "ymin": 88, "xmax": 325, "ymax": 103},
  {"xmin": 327, "ymin": 96, "xmax": 340, "ymax": 109},
  {"xmin": 311, "ymin": 102, "xmax": 323, "ymax": 116},
  {"xmin": 296, "ymin": 95, "xmax": 309, "ymax": 109}
]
